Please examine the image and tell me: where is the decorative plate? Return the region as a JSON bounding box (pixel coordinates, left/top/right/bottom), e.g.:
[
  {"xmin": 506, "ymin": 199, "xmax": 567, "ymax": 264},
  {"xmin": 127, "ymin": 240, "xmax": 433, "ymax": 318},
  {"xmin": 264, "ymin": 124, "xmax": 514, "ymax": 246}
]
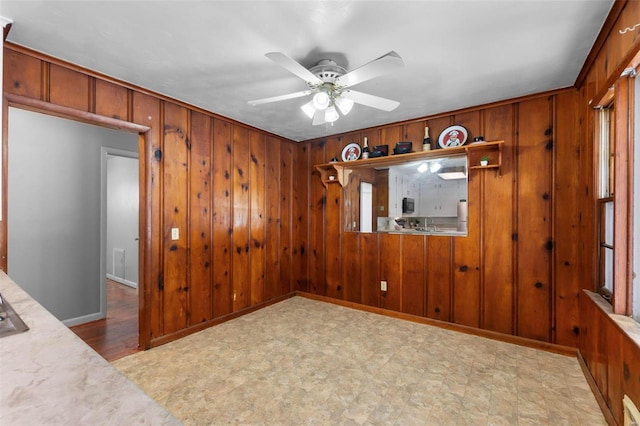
[
  {"xmin": 438, "ymin": 125, "xmax": 468, "ymax": 148},
  {"xmin": 341, "ymin": 143, "xmax": 362, "ymax": 161}
]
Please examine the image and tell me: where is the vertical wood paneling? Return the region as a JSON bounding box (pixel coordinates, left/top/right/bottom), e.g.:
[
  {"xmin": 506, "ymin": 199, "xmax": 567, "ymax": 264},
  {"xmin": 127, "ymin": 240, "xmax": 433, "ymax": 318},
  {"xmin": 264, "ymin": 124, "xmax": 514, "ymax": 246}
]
[
  {"xmin": 579, "ymin": 294, "xmax": 607, "ymax": 393},
  {"xmin": 554, "ymin": 91, "xmax": 581, "ymax": 346},
  {"xmin": 403, "ymin": 121, "xmax": 426, "ymax": 147},
  {"xmin": 622, "ymin": 333, "xmax": 640, "ymax": 417},
  {"xmin": 516, "ymin": 97, "xmax": 553, "ymax": 341},
  {"xmin": 161, "ymin": 102, "xmax": 189, "ymax": 334},
  {"xmin": 452, "ymin": 111, "xmax": 482, "ymax": 327},
  {"xmin": 264, "ymin": 136, "xmax": 281, "ymax": 300},
  {"xmin": 342, "ymin": 232, "xmax": 360, "ymax": 302},
  {"xmin": 360, "ymin": 129, "xmax": 381, "ymax": 151},
  {"xmin": 379, "ymin": 233, "xmax": 401, "ymax": 311},
  {"xmin": 132, "ymin": 92, "xmax": 162, "ymax": 344},
  {"xmin": 401, "ymin": 235, "xmax": 425, "ymax": 316},
  {"xmin": 380, "ymin": 124, "xmax": 403, "ymax": 148},
  {"xmin": 308, "ymin": 141, "xmax": 326, "ymax": 294},
  {"xmin": 360, "ymin": 233, "xmax": 379, "ymax": 307},
  {"xmin": 325, "ymin": 135, "xmax": 346, "ymax": 163},
  {"xmin": 325, "ymin": 182, "xmax": 343, "ymax": 299},
  {"xmin": 482, "ymin": 104, "xmax": 515, "ymax": 334},
  {"xmin": 95, "ymin": 79, "xmax": 128, "ymax": 120},
  {"xmin": 452, "ymin": 230, "xmax": 481, "ymax": 327},
  {"xmin": 426, "ymin": 236, "xmax": 452, "ymax": 321},
  {"xmin": 324, "ymin": 136, "xmax": 344, "ymax": 298},
  {"xmin": 280, "ymin": 142, "xmax": 294, "ymax": 294},
  {"xmin": 426, "ymin": 117, "xmax": 453, "ymax": 150},
  {"xmin": 188, "ymin": 111, "xmax": 212, "ymax": 325},
  {"xmin": 249, "ymin": 130, "xmax": 266, "ymax": 305},
  {"xmin": 3, "ymin": 49, "xmax": 43, "ymax": 99},
  {"xmin": 232, "ymin": 125, "xmax": 251, "ymax": 311},
  {"xmin": 211, "ymin": 118, "xmax": 232, "ymax": 317},
  {"xmin": 291, "ymin": 143, "xmax": 308, "ymax": 292},
  {"xmin": 606, "ymin": 323, "xmax": 623, "ymax": 421},
  {"xmin": 49, "ymin": 64, "xmax": 89, "ymax": 111},
  {"xmin": 454, "ymin": 111, "xmax": 481, "ymax": 141}
]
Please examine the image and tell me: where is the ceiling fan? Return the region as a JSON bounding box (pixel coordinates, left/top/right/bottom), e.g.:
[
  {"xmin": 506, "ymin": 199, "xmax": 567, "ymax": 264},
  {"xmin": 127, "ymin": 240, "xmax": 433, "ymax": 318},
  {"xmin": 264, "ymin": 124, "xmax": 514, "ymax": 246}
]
[{"xmin": 248, "ymin": 51, "xmax": 404, "ymax": 125}]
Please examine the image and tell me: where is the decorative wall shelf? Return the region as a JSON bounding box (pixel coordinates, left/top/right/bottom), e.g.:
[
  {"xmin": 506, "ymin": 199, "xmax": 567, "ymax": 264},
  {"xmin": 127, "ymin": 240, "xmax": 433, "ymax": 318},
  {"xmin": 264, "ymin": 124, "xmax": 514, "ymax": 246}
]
[{"xmin": 315, "ymin": 140, "xmax": 504, "ymax": 187}]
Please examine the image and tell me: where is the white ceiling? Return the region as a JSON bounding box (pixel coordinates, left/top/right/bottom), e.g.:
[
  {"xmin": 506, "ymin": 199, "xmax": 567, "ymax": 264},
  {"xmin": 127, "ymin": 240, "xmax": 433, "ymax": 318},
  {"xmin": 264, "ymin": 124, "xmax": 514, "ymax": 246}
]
[{"xmin": 2, "ymin": 1, "xmax": 613, "ymax": 142}]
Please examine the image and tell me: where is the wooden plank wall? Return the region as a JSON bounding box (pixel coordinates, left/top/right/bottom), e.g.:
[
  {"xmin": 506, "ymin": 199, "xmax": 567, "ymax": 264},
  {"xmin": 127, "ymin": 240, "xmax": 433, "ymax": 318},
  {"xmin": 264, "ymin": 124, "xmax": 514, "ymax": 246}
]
[
  {"xmin": 573, "ymin": 1, "xmax": 640, "ymax": 424},
  {"xmin": 2, "ymin": 44, "xmax": 302, "ymax": 348},
  {"xmin": 302, "ymin": 93, "xmax": 584, "ymax": 347}
]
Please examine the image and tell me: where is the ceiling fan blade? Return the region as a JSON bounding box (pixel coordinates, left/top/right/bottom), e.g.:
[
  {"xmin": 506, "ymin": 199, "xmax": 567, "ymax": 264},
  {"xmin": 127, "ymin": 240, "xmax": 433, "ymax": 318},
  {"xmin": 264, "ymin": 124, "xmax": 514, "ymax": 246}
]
[
  {"xmin": 265, "ymin": 52, "xmax": 324, "ymax": 85},
  {"xmin": 343, "ymin": 90, "xmax": 400, "ymax": 112},
  {"xmin": 335, "ymin": 51, "xmax": 404, "ymax": 88},
  {"xmin": 248, "ymin": 90, "xmax": 312, "ymax": 106},
  {"xmin": 312, "ymin": 109, "xmax": 326, "ymax": 126}
]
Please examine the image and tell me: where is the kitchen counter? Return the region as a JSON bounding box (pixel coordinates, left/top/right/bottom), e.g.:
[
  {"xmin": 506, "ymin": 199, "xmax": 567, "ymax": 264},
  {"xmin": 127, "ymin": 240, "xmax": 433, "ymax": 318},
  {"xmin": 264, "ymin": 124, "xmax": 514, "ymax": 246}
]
[
  {"xmin": 0, "ymin": 272, "xmax": 180, "ymax": 425},
  {"xmin": 383, "ymin": 229, "xmax": 468, "ymax": 236}
]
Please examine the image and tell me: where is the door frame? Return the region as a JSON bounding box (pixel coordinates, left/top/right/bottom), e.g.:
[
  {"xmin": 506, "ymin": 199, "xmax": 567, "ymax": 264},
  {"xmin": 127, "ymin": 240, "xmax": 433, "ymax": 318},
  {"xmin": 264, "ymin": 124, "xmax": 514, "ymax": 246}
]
[{"xmin": 2, "ymin": 93, "xmax": 152, "ymax": 349}]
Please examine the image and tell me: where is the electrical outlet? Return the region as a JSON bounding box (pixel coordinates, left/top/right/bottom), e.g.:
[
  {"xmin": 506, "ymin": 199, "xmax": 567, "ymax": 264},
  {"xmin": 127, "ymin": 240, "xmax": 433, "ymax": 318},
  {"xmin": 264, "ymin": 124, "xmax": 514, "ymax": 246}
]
[
  {"xmin": 171, "ymin": 227, "xmax": 179, "ymax": 240},
  {"xmin": 381, "ymin": 280, "xmax": 388, "ymax": 291}
]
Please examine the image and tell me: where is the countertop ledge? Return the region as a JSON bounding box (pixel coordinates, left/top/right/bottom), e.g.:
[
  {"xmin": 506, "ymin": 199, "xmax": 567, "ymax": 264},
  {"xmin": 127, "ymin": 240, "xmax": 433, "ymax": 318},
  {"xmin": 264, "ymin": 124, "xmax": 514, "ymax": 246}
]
[{"xmin": 0, "ymin": 271, "xmax": 180, "ymax": 425}]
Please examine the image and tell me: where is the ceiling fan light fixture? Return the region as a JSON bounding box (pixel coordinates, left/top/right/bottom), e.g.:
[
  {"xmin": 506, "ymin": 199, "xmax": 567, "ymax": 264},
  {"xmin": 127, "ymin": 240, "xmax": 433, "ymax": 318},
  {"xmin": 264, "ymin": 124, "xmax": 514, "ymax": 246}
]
[
  {"xmin": 335, "ymin": 96, "xmax": 354, "ymax": 115},
  {"xmin": 312, "ymin": 92, "xmax": 330, "ymax": 110},
  {"xmin": 300, "ymin": 100, "xmax": 315, "ymax": 119},
  {"xmin": 325, "ymin": 105, "xmax": 339, "ymax": 123}
]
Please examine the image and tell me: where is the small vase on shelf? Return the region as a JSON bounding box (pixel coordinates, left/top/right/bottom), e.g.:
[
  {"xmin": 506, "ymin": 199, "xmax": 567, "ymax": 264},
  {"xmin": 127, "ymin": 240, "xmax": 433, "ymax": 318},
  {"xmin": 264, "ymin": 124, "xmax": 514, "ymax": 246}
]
[{"xmin": 480, "ymin": 156, "xmax": 489, "ymax": 166}]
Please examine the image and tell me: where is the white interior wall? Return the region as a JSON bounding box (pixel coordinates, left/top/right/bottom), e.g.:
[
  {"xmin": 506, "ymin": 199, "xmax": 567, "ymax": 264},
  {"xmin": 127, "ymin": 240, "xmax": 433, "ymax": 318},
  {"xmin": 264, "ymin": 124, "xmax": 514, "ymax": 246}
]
[
  {"xmin": 106, "ymin": 154, "xmax": 139, "ymax": 288},
  {"xmin": 8, "ymin": 108, "xmax": 138, "ymax": 324}
]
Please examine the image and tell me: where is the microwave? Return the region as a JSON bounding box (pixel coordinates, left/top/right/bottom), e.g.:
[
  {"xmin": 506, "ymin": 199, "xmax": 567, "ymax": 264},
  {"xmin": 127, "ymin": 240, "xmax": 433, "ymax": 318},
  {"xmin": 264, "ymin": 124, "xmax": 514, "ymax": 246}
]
[{"xmin": 402, "ymin": 197, "xmax": 415, "ymax": 213}]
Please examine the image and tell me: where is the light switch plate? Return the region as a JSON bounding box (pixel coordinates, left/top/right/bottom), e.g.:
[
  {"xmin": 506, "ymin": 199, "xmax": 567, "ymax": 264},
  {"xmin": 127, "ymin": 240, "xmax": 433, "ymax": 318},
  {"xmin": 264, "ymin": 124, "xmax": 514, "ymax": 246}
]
[
  {"xmin": 381, "ymin": 280, "xmax": 388, "ymax": 291},
  {"xmin": 171, "ymin": 228, "xmax": 179, "ymax": 240}
]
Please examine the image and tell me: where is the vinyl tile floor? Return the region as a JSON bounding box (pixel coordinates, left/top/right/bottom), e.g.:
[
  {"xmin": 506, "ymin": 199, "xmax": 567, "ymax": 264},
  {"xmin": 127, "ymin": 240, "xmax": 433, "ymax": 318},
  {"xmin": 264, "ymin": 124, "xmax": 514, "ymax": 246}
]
[{"xmin": 113, "ymin": 296, "xmax": 605, "ymax": 425}]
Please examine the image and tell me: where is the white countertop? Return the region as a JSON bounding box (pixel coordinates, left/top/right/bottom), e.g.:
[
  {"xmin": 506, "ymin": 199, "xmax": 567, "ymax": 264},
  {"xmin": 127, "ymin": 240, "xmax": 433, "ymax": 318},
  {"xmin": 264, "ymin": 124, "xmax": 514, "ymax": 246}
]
[{"xmin": 0, "ymin": 272, "xmax": 180, "ymax": 425}]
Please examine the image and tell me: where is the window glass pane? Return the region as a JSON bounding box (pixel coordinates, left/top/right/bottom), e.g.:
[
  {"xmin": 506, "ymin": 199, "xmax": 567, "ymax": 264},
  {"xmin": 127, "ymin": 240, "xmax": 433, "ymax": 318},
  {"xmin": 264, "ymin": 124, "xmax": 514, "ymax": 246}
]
[
  {"xmin": 604, "ymin": 201, "xmax": 614, "ymax": 246},
  {"xmin": 604, "ymin": 247, "xmax": 614, "ymax": 294},
  {"xmin": 599, "ymin": 108, "xmax": 611, "ymax": 198}
]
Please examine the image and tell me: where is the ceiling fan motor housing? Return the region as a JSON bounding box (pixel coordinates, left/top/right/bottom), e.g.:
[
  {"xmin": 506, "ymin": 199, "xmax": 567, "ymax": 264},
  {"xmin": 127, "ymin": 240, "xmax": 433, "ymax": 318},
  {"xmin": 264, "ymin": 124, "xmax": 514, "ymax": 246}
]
[{"xmin": 308, "ymin": 59, "xmax": 346, "ymax": 83}]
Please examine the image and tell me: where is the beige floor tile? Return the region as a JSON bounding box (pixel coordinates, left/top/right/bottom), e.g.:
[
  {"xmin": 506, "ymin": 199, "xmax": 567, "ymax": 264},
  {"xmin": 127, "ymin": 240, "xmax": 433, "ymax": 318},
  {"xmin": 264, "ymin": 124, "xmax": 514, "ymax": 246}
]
[{"xmin": 113, "ymin": 296, "xmax": 606, "ymax": 425}]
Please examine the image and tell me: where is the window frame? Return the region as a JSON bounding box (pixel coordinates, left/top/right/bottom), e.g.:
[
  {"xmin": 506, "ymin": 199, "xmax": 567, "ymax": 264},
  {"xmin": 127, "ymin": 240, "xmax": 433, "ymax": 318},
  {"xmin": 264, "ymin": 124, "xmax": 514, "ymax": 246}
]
[{"xmin": 594, "ymin": 70, "xmax": 636, "ymax": 316}]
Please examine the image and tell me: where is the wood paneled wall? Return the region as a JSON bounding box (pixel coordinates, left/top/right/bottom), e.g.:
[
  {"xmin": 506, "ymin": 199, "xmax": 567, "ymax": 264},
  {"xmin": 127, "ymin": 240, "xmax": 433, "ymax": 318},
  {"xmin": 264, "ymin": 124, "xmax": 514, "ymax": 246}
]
[
  {"xmin": 301, "ymin": 91, "xmax": 583, "ymax": 347},
  {"xmin": 2, "ymin": 44, "xmax": 303, "ymax": 348},
  {"xmin": 573, "ymin": 1, "xmax": 640, "ymax": 424}
]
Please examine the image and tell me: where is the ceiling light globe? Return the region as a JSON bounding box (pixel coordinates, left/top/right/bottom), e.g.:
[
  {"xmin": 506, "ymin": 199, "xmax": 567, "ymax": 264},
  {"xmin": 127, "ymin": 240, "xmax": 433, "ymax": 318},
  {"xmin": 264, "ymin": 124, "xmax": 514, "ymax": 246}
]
[
  {"xmin": 335, "ymin": 97, "xmax": 354, "ymax": 115},
  {"xmin": 300, "ymin": 101, "xmax": 315, "ymax": 119},
  {"xmin": 312, "ymin": 92, "xmax": 330, "ymax": 110},
  {"xmin": 325, "ymin": 106, "xmax": 339, "ymax": 123}
]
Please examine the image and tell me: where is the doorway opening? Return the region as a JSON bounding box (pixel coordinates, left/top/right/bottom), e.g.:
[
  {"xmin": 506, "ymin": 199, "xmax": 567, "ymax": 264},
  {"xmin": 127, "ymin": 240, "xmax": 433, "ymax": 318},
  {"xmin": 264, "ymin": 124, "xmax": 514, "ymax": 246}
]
[{"xmin": 6, "ymin": 105, "xmax": 147, "ymax": 359}]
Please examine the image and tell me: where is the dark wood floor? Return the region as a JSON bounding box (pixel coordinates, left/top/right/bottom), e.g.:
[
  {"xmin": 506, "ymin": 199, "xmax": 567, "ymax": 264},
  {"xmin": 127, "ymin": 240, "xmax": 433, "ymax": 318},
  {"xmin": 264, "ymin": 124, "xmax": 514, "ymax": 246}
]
[{"xmin": 70, "ymin": 279, "xmax": 139, "ymax": 362}]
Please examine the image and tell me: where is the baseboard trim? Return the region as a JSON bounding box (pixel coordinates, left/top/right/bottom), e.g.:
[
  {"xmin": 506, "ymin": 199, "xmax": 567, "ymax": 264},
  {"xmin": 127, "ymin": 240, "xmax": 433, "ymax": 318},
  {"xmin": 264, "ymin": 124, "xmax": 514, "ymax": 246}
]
[
  {"xmin": 149, "ymin": 292, "xmax": 296, "ymax": 348},
  {"xmin": 296, "ymin": 291, "xmax": 578, "ymax": 357},
  {"xmin": 62, "ymin": 311, "xmax": 105, "ymax": 327},
  {"xmin": 106, "ymin": 274, "xmax": 138, "ymax": 289},
  {"xmin": 577, "ymin": 350, "xmax": 616, "ymax": 425}
]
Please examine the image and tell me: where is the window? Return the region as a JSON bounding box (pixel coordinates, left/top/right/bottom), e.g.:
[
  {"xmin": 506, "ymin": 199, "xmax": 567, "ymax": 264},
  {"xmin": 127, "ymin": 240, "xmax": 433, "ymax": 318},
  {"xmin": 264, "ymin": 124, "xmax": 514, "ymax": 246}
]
[
  {"xmin": 596, "ymin": 106, "xmax": 614, "ymax": 300},
  {"xmin": 595, "ymin": 68, "xmax": 637, "ymax": 317}
]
